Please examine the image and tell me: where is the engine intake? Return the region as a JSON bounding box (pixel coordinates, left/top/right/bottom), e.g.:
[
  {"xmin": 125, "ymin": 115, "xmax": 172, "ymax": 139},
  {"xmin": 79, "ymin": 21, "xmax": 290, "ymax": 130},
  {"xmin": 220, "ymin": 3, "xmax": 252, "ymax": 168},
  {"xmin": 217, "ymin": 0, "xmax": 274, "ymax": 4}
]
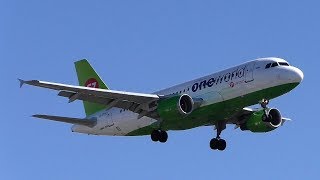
[
  {"xmin": 266, "ymin": 108, "xmax": 282, "ymax": 128},
  {"xmin": 178, "ymin": 94, "xmax": 193, "ymax": 114}
]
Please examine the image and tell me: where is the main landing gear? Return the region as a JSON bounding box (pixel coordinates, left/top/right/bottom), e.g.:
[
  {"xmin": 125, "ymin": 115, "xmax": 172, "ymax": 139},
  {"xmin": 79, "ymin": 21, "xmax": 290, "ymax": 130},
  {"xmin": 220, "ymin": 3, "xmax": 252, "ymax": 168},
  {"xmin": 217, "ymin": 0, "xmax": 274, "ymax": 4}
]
[
  {"xmin": 151, "ymin": 130, "xmax": 168, "ymax": 143},
  {"xmin": 210, "ymin": 121, "xmax": 227, "ymax": 151}
]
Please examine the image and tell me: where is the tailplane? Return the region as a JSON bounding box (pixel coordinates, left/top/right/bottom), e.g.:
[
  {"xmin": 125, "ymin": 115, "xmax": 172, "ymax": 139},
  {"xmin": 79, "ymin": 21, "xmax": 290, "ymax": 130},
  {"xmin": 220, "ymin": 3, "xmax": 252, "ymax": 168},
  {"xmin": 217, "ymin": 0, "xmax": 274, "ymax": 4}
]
[
  {"xmin": 75, "ymin": 59, "xmax": 108, "ymax": 116},
  {"xmin": 33, "ymin": 114, "xmax": 97, "ymax": 127}
]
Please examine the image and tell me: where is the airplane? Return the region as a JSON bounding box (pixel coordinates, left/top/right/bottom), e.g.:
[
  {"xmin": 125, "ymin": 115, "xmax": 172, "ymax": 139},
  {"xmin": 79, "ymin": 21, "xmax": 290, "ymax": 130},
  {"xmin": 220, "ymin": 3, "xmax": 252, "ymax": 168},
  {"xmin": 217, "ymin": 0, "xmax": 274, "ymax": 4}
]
[{"xmin": 19, "ymin": 57, "xmax": 303, "ymax": 151}]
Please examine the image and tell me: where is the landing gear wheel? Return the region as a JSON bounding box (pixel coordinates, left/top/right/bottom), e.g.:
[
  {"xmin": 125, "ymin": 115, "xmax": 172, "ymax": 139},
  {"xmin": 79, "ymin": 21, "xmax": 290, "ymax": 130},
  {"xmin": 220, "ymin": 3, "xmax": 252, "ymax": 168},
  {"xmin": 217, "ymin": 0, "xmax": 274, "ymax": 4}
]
[
  {"xmin": 159, "ymin": 131, "xmax": 168, "ymax": 143},
  {"xmin": 260, "ymin": 98, "xmax": 271, "ymax": 123},
  {"xmin": 151, "ymin": 130, "xmax": 160, "ymax": 142},
  {"xmin": 217, "ymin": 139, "xmax": 226, "ymax": 151},
  {"xmin": 210, "ymin": 138, "xmax": 227, "ymax": 151},
  {"xmin": 260, "ymin": 99, "xmax": 269, "ymax": 109},
  {"xmin": 210, "ymin": 121, "xmax": 227, "ymax": 151},
  {"xmin": 151, "ymin": 130, "xmax": 168, "ymax": 143},
  {"xmin": 210, "ymin": 138, "xmax": 219, "ymax": 150}
]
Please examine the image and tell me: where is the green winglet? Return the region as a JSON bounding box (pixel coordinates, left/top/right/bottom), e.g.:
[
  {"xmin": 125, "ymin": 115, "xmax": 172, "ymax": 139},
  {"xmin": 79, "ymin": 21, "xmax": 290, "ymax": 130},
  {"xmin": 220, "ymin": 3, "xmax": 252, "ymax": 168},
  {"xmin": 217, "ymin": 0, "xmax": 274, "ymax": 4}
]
[{"xmin": 74, "ymin": 59, "xmax": 109, "ymax": 116}]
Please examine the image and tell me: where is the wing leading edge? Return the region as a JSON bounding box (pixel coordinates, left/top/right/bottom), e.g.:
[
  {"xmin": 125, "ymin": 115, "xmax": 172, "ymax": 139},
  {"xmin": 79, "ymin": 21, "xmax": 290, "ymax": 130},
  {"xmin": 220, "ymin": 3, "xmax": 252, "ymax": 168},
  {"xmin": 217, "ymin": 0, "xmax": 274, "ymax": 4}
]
[{"xmin": 19, "ymin": 79, "xmax": 160, "ymax": 115}]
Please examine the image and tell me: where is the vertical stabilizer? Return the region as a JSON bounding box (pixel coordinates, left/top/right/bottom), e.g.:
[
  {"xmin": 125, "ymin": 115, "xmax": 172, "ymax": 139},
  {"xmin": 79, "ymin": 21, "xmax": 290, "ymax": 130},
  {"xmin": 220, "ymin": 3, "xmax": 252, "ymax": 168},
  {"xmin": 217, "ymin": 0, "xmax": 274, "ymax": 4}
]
[{"xmin": 75, "ymin": 59, "xmax": 108, "ymax": 116}]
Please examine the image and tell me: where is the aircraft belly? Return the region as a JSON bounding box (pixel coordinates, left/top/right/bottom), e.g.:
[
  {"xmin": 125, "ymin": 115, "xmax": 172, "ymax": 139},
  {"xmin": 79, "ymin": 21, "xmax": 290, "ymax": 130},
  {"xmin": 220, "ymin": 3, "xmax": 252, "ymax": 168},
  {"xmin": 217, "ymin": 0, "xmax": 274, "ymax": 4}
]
[{"xmin": 97, "ymin": 113, "xmax": 156, "ymax": 136}]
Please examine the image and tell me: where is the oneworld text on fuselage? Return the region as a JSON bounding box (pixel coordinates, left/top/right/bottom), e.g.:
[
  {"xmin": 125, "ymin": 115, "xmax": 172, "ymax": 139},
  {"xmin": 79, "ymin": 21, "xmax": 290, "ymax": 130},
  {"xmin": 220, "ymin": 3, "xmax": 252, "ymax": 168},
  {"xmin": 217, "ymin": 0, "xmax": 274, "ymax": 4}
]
[{"xmin": 191, "ymin": 66, "xmax": 247, "ymax": 92}]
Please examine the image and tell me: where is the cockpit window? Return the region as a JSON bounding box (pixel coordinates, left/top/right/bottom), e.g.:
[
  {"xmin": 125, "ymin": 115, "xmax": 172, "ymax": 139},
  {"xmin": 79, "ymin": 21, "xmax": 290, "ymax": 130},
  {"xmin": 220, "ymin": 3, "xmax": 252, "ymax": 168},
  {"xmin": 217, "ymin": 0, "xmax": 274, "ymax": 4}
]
[
  {"xmin": 265, "ymin": 63, "xmax": 271, "ymax": 69},
  {"xmin": 265, "ymin": 61, "xmax": 289, "ymax": 69},
  {"xmin": 279, "ymin": 62, "xmax": 289, "ymax": 66}
]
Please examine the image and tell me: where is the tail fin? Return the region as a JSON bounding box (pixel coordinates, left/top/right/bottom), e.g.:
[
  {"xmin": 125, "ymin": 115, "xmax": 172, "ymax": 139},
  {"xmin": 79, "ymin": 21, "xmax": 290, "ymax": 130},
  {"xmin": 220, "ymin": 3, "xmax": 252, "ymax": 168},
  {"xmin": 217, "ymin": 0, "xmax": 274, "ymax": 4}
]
[{"xmin": 75, "ymin": 59, "xmax": 108, "ymax": 116}]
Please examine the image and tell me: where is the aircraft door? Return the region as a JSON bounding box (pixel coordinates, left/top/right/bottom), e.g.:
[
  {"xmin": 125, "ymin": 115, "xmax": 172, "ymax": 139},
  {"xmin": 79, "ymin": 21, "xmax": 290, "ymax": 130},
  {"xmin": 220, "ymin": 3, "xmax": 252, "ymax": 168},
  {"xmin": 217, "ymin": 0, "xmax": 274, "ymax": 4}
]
[{"xmin": 245, "ymin": 62, "xmax": 255, "ymax": 83}]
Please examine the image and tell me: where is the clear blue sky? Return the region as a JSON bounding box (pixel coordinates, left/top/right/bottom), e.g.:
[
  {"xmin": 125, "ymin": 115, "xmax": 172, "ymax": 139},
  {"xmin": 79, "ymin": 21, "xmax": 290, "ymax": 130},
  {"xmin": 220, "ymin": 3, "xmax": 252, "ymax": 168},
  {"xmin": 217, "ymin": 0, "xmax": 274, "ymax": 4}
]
[{"xmin": 1, "ymin": 1, "xmax": 319, "ymax": 179}]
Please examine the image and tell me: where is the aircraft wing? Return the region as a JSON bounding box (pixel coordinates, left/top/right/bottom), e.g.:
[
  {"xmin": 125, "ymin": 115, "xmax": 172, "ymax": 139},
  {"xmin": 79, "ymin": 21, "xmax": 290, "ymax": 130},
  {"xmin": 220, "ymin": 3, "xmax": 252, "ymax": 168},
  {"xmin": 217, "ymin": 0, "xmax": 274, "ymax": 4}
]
[{"xmin": 19, "ymin": 79, "xmax": 160, "ymax": 113}]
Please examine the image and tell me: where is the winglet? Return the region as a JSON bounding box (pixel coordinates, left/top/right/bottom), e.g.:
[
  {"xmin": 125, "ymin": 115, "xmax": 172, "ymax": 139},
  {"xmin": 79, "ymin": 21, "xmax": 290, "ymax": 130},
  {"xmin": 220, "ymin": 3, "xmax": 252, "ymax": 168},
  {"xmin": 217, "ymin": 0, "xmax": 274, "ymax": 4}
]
[
  {"xmin": 281, "ymin": 117, "xmax": 292, "ymax": 126},
  {"xmin": 282, "ymin": 117, "xmax": 292, "ymax": 121},
  {"xmin": 18, "ymin": 79, "xmax": 25, "ymax": 88}
]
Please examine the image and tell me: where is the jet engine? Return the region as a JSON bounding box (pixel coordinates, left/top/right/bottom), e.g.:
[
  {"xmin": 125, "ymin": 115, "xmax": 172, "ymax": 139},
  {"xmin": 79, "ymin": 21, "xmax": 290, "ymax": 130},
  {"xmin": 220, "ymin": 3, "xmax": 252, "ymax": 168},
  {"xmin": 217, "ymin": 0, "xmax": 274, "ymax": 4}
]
[
  {"xmin": 157, "ymin": 94, "xmax": 198, "ymax": 120},
  {"xmin": 240, "ymin": 108, "xmax": 282, "ymax": 133}
]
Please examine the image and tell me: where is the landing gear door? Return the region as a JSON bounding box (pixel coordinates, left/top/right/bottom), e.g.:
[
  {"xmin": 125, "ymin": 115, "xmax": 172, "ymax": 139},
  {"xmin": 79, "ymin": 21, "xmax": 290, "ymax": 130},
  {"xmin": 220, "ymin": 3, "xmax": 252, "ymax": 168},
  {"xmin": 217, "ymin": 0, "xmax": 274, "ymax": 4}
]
[{"xmin": 245, "ymin": 62, "xmax": 255, "ymax": 83}]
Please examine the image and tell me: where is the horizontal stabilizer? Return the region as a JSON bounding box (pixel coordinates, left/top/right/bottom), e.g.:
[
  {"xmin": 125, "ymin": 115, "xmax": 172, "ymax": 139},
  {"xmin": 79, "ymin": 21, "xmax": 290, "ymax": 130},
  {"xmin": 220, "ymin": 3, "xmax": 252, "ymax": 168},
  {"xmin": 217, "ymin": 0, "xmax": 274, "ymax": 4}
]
[{"xmin": 33, "ymin": 114, "xmax": 97, "ymax": 127}]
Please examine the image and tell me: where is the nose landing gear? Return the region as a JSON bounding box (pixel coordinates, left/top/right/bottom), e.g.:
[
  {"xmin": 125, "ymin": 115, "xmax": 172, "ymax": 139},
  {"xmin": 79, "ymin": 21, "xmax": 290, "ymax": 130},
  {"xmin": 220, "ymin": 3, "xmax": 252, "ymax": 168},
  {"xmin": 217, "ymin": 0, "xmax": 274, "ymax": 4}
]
[
  {"xmin": 260, "ymin": 98, "xmax": 272, "ymax": 122},
  {"xmin": 260, "ymin": 98, "xmax": 269, "ymax": 109}
]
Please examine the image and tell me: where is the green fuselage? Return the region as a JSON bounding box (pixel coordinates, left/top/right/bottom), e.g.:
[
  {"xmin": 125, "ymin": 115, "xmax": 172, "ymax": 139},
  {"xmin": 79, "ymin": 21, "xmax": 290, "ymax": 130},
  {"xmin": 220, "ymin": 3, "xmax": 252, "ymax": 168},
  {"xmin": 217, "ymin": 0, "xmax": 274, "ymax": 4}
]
[{"xmin": 127, "ymin": 83, "xmax": 298, "ymax": 136}]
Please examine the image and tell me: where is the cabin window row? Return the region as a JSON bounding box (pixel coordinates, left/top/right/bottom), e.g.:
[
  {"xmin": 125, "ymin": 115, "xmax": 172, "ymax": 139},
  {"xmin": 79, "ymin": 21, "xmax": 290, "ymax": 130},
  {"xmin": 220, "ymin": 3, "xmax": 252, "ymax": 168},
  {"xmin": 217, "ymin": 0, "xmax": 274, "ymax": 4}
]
[{"xmin": 168, "ymin": 87, "xmax": 190, "ymax": 96}]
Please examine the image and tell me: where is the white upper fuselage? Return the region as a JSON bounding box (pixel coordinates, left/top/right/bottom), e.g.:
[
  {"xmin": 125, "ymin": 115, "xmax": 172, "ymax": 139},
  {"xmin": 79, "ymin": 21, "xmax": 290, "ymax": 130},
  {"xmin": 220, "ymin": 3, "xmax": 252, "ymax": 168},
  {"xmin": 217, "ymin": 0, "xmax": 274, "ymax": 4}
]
[{"xmin": 72, "ymin": 57, "xmax": 303, "ymax": 136}]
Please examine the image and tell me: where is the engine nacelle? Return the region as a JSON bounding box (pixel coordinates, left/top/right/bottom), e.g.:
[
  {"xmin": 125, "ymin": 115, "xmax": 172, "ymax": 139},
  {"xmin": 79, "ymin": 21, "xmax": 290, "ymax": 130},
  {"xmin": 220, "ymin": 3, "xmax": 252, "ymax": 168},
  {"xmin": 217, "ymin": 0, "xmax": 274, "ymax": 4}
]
[
  {"xmin": 240, "ymin": 108, "xmax": 282, "ymax": 133},
  {"xmin": 157, "ymin": 94, "xmax": 195, "ymax": 120}
]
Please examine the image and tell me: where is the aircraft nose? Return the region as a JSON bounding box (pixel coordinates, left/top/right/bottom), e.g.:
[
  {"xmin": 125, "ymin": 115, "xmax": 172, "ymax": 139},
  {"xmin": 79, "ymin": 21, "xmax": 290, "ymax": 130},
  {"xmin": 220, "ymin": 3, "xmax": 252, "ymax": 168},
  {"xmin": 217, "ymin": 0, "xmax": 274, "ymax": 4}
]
[
  {"xmin": 293, "ymin": 68, "xmax": 304, "ymax": 83},
  {"xmin": 279, "ymin": 67, "xmax": 304, "ymax": 83}
]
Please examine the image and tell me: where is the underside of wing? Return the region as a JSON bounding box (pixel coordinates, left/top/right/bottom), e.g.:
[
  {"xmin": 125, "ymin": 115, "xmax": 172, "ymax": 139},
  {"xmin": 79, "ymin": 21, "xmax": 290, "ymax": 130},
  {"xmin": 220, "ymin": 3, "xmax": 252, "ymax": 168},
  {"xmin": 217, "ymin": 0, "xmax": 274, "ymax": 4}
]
[{"xmin": 20, "ymin": 79, "xmax": 161, "ymax": 117}]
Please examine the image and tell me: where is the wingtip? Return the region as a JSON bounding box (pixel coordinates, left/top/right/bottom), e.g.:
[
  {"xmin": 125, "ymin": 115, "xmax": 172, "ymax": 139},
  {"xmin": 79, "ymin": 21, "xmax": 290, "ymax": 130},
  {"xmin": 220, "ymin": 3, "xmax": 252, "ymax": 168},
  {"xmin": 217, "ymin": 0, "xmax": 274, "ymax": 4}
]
[
  {"xmin": 32, "ymin": 114, "xmax": 42, "ymax": 118},
  {"xmin": 282, "ymin": 117, "xmax": 292, "ymax": 121},
  {"xmin": 18, "ymin": 78, "xmax": 25, "ymax": 88}
]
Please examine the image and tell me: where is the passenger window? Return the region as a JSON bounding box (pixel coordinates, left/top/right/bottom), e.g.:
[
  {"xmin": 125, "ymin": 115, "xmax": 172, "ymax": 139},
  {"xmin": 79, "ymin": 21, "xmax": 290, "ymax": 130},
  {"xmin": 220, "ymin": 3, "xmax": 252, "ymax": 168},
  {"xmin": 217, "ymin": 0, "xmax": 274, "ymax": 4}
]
[
  {"xmin": 271, "ymin": 62, "xmax": 278, "ymax": 67},
  {"xmin": 265, "ymin": 63, "xmax": 271, "ymax": 69}
]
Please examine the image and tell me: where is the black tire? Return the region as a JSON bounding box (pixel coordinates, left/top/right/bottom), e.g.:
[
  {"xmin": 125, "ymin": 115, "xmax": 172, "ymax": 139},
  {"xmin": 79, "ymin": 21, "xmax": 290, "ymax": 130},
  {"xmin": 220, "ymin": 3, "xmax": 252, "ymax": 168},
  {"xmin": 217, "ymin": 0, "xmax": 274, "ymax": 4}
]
[
  {"xmin": 151, "ymin": 130, "xmax": 160, "ymax": 142},
  {"xmin": 210, "ymin": 138, "xmax": 219, "ymax": 150},
  {"xmin": 217, "ymin": 139, "xmax": 227, "ymax": 151},
  {"xmin": 159, "ymin": 131, "xmax": 168, "ymax": 143}
]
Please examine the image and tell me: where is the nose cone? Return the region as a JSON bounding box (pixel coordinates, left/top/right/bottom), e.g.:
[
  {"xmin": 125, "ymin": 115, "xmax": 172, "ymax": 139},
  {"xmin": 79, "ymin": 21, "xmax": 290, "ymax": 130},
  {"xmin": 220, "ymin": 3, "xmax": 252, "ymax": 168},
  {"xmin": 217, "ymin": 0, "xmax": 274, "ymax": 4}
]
[
  {"xmin": 279, "ymin": 67, "xmax": 304, "ymax": 84},
  {"xmin": 293, "ymin": 68, "xmax": 304, "ymax": 83}
]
